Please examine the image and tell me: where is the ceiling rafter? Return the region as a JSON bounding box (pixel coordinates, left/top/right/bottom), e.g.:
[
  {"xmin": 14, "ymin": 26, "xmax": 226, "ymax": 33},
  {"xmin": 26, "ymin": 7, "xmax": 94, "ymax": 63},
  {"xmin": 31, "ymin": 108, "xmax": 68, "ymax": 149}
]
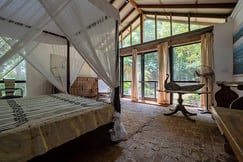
[
  {"xmin": 137, "ymin": 3, "xmax": 237, "ymax": 9},
  {"xmin": 121, "ymin": 8, "xmax": 135, "ymax": 23},
  {"xmin": 110, "ymin": 0, "xmax": 116, "ymax": 5},
  {"xmin": 119, "ymin": 1, "xmax": 128, "ymax": 11},
  {"xmin": 120, "ymin": 14, "xmax": 140, "ymax": 34},
  {"xmin": 144, "ymin": 11, "xmax": 229, "ymax": 18},
  {"xmin": 128, "ymin": 0, "xmax": 143, "ymax": 14}
]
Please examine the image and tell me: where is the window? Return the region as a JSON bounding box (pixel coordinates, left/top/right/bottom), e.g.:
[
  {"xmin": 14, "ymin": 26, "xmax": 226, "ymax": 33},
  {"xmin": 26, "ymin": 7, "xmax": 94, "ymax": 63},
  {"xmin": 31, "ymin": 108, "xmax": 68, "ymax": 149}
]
[
  {"xmin": 121, "ymin": 52, "xmax": 158, "ymax": 100},
  {"xmin": 122, "ymin": 34, "xmax": 131, "ymax": 48},
  {"xmin": 122, "ymin": 56, "xmax": 132, "ymax": 96},
  {"xmin": 157, "ymin": 19, "xmax": 170, "ymax": 39},
  {"xmin": 171, "ymin": 43, "xmax": 201, "ymax": 106},
  {"xmin": 144, "ymin": 52, "xmax": 158, "ymax": 99},
  {"xmin": 0, "ymin": 36, "xmax": 27, "ymax": 95},
  {"xmin": 172, "ymin": 19, "xmax": 188, "ymax": 36},
  {"xmin": 131, "ymin": 20, "xmax": 141, "ymax": 45},
  {"xmin": 143, "ymin": 19, "xmax": 155, "ymax": 43},
  {"xmin": 171, "ymin": 43, "xmax": 201, "ymax": 81}
]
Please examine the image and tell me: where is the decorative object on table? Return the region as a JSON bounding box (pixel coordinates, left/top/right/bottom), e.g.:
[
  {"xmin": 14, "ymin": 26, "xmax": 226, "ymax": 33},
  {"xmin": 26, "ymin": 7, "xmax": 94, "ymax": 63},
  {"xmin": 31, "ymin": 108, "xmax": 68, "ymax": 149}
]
[
  {"xmin": 164, "ymin": 74, "xmax": 205, "ymax": 91},
  {"xmin": 194, "ymin": 65, "xmax": 215, "ymax": 114}
]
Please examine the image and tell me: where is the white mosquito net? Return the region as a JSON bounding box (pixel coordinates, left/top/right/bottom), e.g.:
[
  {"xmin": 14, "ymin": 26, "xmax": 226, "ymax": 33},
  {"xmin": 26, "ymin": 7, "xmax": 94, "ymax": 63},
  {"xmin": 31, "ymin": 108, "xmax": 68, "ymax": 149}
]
[
  {"xmin": 0, "ymin": 0, "xmax": 124, "ymax": 142},
  {"xmin": 0, "ymin": 0, "xmax": 119, "ymax": 95}
]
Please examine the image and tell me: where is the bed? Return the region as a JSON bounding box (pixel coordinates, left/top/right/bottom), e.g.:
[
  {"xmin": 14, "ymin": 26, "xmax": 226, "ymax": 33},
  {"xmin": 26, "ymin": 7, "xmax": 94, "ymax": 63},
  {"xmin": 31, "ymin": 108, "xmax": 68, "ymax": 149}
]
[{"xmin": 0, "ymin": 93, "xmax": 114, "ymax": 162}]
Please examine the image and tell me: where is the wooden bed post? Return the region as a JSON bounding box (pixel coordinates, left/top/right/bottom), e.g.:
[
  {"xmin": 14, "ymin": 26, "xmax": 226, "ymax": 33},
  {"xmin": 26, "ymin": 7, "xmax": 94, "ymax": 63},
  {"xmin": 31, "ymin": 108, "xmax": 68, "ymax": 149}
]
[
  {"xmin": 113, "ymin": 87, "xmax": 121, "ymax": 113},
  {"xmin": 114, "ymin": 20, "xmax": 121, "ymax": 113},
  {"xmin": 67, "ymin": 40, "xmax": 70, "ymax": 94}
]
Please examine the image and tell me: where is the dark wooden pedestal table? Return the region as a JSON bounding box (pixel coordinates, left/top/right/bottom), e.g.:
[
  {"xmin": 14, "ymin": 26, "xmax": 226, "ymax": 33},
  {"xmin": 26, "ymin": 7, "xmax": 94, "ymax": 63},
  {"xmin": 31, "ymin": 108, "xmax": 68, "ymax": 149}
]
[{"xmin": 159, "ymin": 90, "xmax": 210, "ymax": 122}]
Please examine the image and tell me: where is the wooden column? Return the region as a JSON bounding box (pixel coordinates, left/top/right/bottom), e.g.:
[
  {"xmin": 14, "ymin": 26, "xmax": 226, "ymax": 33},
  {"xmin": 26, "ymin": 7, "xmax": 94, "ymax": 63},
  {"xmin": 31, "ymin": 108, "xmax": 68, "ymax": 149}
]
[
  {"xmin": 140, "ymin": 14, "xmax": 144, "ymax": 44},
  {"xmin": 67, "ymin": 40, "xmax": 70, "ymax": 94},
  {"xmin": 155, "ymin": 14, "xmax": 157, "ymax": 40},
  {"xmin": 114, "ymin": 20, "xmax": 121, "ymax": 112},
  {"xmin": 170, "ymin": 13, "xmax": 172, "ymax": 36}
]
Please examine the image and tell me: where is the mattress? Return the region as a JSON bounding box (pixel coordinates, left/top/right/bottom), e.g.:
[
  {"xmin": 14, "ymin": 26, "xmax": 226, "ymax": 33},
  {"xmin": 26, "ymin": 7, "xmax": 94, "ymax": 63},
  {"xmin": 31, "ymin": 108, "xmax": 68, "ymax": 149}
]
[{"xmin": 0, "ymin": 93, "xmax": 114, "ymax": 162}]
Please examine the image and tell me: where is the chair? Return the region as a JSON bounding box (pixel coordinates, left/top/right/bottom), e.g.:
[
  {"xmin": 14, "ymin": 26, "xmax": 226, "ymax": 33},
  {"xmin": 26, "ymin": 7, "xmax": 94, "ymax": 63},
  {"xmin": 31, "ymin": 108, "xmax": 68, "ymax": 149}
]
[
  {"xmin": 97, "ymin": 79, "xmax": 111, "ymax": 103},
  {"xmin": 0, "ymin": 79, "xmax": 23, "ymax": 99},
  {"xmin": 230, "ymin": 96, "xmax": 243, "ymax": 110}
]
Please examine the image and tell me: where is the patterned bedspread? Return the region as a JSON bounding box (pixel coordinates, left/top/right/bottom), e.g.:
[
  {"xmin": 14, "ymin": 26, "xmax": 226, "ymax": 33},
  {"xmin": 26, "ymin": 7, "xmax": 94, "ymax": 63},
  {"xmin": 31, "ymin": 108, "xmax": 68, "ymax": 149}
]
[{"xmin": 0, "ymin": 93, "xmax": 114, "ymax": 162}]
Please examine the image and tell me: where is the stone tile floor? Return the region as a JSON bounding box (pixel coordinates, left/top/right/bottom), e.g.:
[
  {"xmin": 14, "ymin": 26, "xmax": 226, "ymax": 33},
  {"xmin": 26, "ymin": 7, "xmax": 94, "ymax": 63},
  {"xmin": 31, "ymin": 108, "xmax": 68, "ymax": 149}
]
[{"xmin": 31, "ymin": 99, "xmax": 238, "ymax": 162}]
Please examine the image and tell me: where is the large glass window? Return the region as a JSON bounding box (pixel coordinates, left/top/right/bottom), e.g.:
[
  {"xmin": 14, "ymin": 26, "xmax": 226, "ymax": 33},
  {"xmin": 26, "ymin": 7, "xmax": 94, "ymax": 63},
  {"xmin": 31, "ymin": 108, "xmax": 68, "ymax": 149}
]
[
  {"xmin": 171, "ymin": 43, "xmax": 201, "ymax": 106},
  {"xmin": 131, "ymin": 20, "xmax": 140, "ymax": 45},
  {"xmin": 190, "ymin": 23, "xmax": 209, "ymax": 31},
  {"xmin": 144, "ymin": 52, "xmax": 158, "ymax": 99},
  {"xmin": 122, "ymin": 56, "xmax": 132, "ymax": 96},
  {"xmin": 172, "ymin": 20, "xmax": 188, "ymax": 36},
  {"xmin": 143, "ymin": 19, "xmax": 155, "ymax": 43},
  {"xmin": 121, "ymin": 52, "xmax": 158, "ymax": 100},
  {"xmin": 122, "ymin": 34, "xmax": 131, "ymax": 48},
  {"xmin": 172, "ymin": 43, "xmax": 201, "ymax": 81},
  {"xmin": 157, "ymin": 20, "xmax": 170, "ymax": 39}
]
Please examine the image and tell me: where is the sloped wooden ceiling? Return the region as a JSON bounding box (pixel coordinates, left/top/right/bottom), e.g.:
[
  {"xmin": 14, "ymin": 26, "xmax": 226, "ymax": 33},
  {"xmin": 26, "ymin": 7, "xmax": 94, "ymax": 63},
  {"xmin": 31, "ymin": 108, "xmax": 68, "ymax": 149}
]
[{"xmin": 108, "ymin": 0, "xmax": 238, "ymax": 35}]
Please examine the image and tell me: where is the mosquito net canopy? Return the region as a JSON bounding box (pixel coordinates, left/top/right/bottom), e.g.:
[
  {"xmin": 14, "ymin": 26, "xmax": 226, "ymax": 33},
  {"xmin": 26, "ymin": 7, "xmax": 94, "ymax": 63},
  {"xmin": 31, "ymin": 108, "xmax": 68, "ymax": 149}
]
[{"xmin": 0, "ymin": 0, "xmax": 120, "ymax": 104}]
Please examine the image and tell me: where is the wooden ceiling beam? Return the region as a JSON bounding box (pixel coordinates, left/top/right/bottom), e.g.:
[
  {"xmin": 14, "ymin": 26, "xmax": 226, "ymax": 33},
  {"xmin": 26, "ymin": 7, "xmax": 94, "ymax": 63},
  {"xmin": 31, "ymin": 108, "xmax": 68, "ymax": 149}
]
[
  {"xmin": 119, "ymin": 1, "xmax": 128, "ymax": 12},
  {"xmin": 144, "ymin": 11, "xmax": 229, "ymax": 18},
  {"xmin": 128, "ymin": 0, "xmax": 143, "ymax": 14},
  {"xmin": 110, "ymin": 0, "xmax": 115, "ymax": 5},
  {"xmin": 121, "ymin": 8, "xmax": 135, "ymax": 23},
  {"xmin": 120, "ymin": 14, "xmax": 140, "ymax": 34},
  {"xmin": 137, "ymin": 3, "xmax": 237, "ymax": 9}
]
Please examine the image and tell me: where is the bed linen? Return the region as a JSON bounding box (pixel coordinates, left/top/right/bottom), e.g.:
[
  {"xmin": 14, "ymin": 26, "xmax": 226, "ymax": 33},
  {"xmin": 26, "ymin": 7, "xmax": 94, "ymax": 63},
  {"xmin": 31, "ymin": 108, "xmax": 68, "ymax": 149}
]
[{"xmin": 0, "ymin": 93, "xmax": 114, "ymax": 162}]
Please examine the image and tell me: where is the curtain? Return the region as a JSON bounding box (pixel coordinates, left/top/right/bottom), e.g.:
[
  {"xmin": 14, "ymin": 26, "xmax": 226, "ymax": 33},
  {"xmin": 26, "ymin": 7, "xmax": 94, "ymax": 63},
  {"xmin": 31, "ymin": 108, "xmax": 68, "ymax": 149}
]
[
  {"xmin": 157, "ymin": 42, "xmax": 170, "ymax": 104},
  {"xmin": 201, "ymin": 32, "xmax": 214, "ymax": 108},
  {"xmin": 131, "ymin": 49, "xmax": 138, "ymax": 101}
]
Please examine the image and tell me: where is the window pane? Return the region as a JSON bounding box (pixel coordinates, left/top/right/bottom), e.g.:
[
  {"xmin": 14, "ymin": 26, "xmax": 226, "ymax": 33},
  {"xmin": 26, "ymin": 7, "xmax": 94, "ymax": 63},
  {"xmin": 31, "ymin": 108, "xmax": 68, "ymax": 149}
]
[
  {"xmin": 132, "ymin": 26, "xmax": 140, "ymax": 45},
  {"xmin": 123, "ymin": 56, "xmax": 132, "ymax": 81},
  {"xmin": 172, "ymin": 21, "xmax": 188, "ymax": 36},
  {"xmin": 122, "ymin": 34, "xmax": 131, "ymax": 48},
  {"xmin": 144, "ymin": 19, "xmax": 155, "ymax": 43},
  {"xmin": 4, "ymin": 60, "xmax": 26, "ymax": 80},
  {"xmin": 172, "ymin": 43, "xmax": 201, "ymax": 81},
  {"xmin": 123, "ymin": 81, "xmax": 131, "ymax": 95},
  {"xmin": 137, "ymin": 55, "xmax": 142, "ymax": 98},
  {"xmin": 191, "ymin": 23, "xmax": 209, "ymax": 31},
  {"xmin": 144, "ymin": 52, "xmax": 158, "ymax": 98},
  {"xmin": 123, "ymin": 56, "xmax": 132, "ymax": 96},
  {"xmin": 157, "ymin": 20, "xmax": 170, "ymax": 39}
]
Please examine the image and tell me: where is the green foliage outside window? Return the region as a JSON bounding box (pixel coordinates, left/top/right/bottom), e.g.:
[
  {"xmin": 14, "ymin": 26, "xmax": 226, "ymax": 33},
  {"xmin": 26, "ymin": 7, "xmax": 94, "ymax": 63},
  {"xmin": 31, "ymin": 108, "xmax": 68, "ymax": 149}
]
[
  {"xmin": 191, "ymin": 23, "xmax": 209, "ymax": 31},
  {"xmin": 172, "ymin": 21, "xmax": 188, "ymax": 35},
  {"xmin": 172, "ymin": 43, "xmax": 201, "ymax": 81},
  {"xmin": 143, "ymin": 19, "xmax": 155, "ymax": 43},
  {"xmin": 157, "ymin": 20, "xmax": 170, "ymax": 39},
  {"xmin": 122, "ymin": 34, "xmax": 130, "ymax": 48},
  {"xmin": 123, "ymin": 56, "xmax": 132, "ymax": 81},
  {"xmin": 132, "ymin": 26, "xmax": 140, "ymax": 45}
]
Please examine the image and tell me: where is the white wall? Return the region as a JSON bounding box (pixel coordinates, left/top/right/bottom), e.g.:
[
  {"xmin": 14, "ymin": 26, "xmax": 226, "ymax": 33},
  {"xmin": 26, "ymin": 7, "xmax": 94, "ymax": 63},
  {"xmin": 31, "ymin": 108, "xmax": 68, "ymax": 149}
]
[{"xmin": 26, "ymin": 63, "xmax": 52, "ymax": 96}]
